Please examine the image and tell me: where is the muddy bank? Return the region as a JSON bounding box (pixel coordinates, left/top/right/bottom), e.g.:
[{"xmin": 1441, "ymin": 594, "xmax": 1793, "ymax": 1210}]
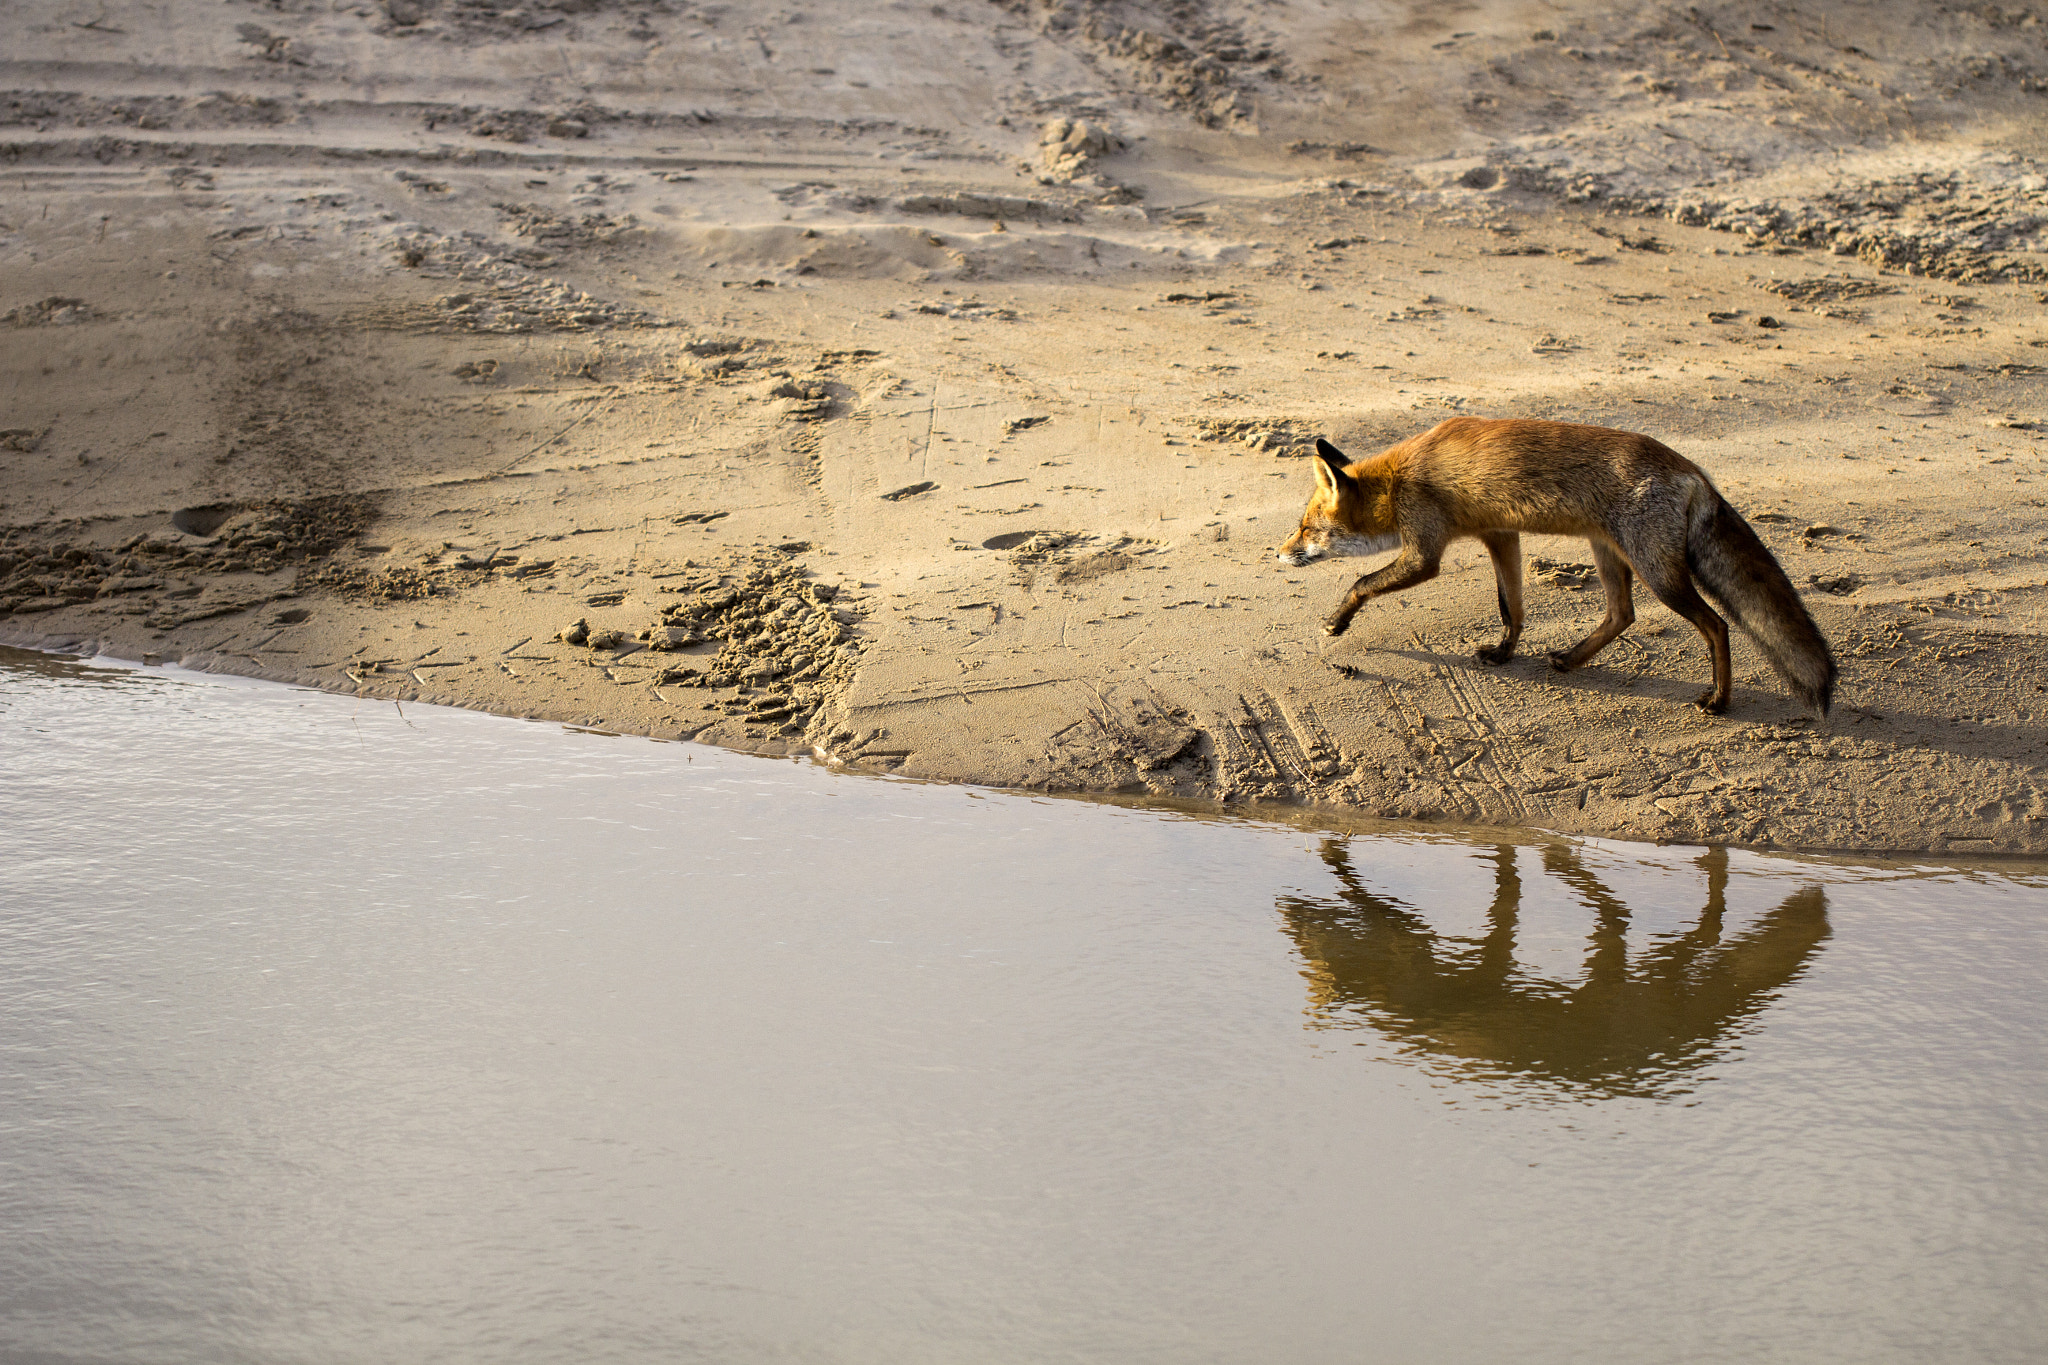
[{"xmin": 4, "ymin": 0, "xmax": 2046, "ymax": 853}]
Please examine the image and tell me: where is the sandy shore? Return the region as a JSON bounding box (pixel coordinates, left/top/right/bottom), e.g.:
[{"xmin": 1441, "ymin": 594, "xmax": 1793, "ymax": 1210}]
[{"xmin": 4, "ymin": 0, "xmax": 2045, "ymax": 854}]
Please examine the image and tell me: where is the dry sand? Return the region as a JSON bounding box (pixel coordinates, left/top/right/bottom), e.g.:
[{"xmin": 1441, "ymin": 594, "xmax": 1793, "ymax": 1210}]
[{"xmin": 4, "ymin": 0, "xmax": 2046, "ymax": 854}]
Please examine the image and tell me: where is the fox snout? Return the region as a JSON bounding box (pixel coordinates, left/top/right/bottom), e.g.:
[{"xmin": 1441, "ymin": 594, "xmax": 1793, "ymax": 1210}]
[
  {"xmin": 1276, "ymin": 529, "xmax": 1326, "ymax": 567},
  {"xmin": 1280, "ymin": 526, "xmax": 1398, "ymax": 567}
]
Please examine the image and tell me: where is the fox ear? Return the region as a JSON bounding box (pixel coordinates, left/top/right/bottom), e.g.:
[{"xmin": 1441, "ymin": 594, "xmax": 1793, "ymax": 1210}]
[{"xmin": 1312, "ymin": 439, "xmax": 1354, "ymax": 492}]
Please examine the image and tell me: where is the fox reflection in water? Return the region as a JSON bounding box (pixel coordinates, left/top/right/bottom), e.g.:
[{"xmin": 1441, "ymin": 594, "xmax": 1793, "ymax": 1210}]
[{"xmin": 1277, "ymin": 841, "xmax": 1829, "ymax": 1098}]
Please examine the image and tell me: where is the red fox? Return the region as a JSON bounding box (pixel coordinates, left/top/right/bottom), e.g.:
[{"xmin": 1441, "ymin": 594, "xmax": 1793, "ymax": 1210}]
[{"xmin": 1278, "ymin": 418, "xmax": 1835, "ymax": 716}]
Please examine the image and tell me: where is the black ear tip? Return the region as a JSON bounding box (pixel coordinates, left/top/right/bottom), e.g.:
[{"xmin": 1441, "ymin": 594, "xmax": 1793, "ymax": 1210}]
[{"xmin": 1315, "ymin": 438, "xmax": 1343, "ymax": 461}]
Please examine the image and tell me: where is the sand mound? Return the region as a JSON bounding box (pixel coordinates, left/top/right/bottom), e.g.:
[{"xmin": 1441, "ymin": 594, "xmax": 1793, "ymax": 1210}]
[
  {"xmin": 670, "ymin": 224, "xmax": 963, "ymax": 282},
  {"xmin": 665, "ymin": 221, "xmax": 1248, "ymax": 282}
]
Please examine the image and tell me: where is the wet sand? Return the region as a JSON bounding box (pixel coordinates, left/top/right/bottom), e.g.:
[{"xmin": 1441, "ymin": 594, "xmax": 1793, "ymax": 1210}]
[{"xmin": 4, "ymin": 0, "xmax": 2045, "ymax": 853}]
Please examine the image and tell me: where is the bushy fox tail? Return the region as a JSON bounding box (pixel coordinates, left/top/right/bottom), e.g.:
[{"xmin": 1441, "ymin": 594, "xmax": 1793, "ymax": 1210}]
[{"xmin": 1688, "ymin": 495, "xmax": 1837, "ymax": 716}]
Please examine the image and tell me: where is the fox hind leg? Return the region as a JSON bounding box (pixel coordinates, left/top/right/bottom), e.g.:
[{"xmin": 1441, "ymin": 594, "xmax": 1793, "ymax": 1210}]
[
  {"xmin": 1475, "ymin": 531, "xmax": 1524, "ymax": 666},
  {"xmin": 1547, "ymin": 540, "xmax": 1636, "ymax": 673},
  {"xmin": 1628, "ymin": 552, "xmax": 1734, "ymax": 713}
]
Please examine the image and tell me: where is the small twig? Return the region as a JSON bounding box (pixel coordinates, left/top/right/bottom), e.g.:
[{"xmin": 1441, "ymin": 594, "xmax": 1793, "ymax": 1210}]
[
  {"xmin": 497, "ymin": 389, "xmax": 617, "ymax": 474},
  {"xmin": 1696, "ymin": 12, "xmax": 1733, "ymax": 60}
]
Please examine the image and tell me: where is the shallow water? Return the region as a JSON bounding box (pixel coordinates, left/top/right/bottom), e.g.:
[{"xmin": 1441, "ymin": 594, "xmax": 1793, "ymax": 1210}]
[{"xmin": 2, "ymin": 647, "xmax": 2044, "ymax": 1365}]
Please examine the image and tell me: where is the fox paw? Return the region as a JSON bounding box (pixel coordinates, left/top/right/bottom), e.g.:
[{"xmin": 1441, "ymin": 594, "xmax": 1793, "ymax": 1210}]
[
  {"xmin": 1693, "ymin": 690, "xmax": 1730, "ymax": 715},
  {"xmin": 1545, "ymin": 650, "xmax": 1577, "ymax": 673},
  {"xmin": 1476, "ymin": 645, "xmax": 1514, "ymax": 667},
  {"xmin": 1321, "ymin": 615, "xmax": 1352, "ymax": 638}
]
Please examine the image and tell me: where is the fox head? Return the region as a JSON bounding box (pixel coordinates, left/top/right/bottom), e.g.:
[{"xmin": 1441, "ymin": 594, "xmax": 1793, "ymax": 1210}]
[{"xmin": 1276, "ymin": 438, "xmax": 1400, "ymax": 567}]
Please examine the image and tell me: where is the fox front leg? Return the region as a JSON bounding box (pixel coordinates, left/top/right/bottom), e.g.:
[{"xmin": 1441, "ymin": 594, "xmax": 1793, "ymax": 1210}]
[
  {"xmin": 1322, "ymin": 548, "xmax": 1442, "ymax": 637},
  {"xmin": 1474, "ymin": 531, "xmax": 1525, "ymax": 666}
]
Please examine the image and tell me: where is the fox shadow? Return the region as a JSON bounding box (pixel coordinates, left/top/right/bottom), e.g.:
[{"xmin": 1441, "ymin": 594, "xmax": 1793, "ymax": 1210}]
[
  {"xmin": 1354, "ymin": 643, "xmax": 2048, "ymax": 764},
  {"xmin": 1356, "ymin": 641, "xmax": 1812, "ymax": 720},
  {"xmin": 1276, "ymin": 840, "xmax": 1829, "ymax": 1100}
]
